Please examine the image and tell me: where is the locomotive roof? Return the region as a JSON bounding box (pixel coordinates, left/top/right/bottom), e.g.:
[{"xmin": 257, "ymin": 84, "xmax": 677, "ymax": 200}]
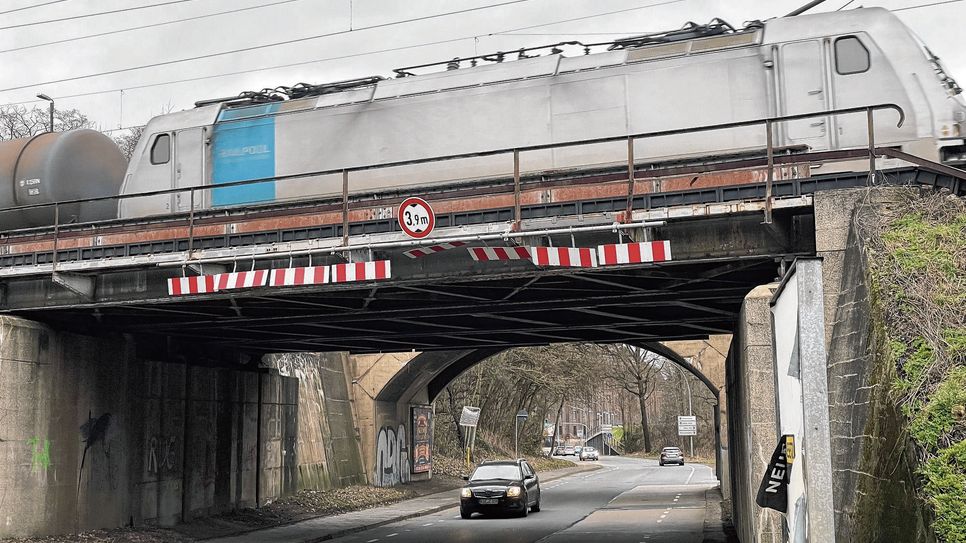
[{"xmin": 163, "ymin": 7, "xmax": 907, "ymax": 130}]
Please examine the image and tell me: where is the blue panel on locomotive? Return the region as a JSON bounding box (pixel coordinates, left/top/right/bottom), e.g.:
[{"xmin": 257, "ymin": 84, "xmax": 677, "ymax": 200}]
[{"xmin": 211, "ymin": 103, "xmax": 280, "ymax": 206}]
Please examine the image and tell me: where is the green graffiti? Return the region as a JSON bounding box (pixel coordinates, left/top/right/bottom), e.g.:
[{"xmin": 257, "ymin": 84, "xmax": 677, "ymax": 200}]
[{"xmin": 27, "ymin": 437, "xmax": 50, "ymax": 473}]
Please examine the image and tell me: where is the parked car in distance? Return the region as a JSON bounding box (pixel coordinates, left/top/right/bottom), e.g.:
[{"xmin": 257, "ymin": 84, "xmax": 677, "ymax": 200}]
[
  {"xmin": 660, "ymin": 446, "xmax": 685, "ymax": 466},
  {"xmin": 460, "ymin": 459, "xmax": 541, "ymax": 519},
  {"xmin": 579, "ymin": 447, "xmax": 599, "ymax": 461},
  {"xmin": 563, "ymin": 446, "xmax": 575, "ymax": 456}
]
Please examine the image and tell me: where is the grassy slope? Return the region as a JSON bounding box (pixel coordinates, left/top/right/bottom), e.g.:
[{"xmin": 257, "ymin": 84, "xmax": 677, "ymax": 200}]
[{"xmin": 867, "ymin": 193, "xmax": 966, "ymax": 542}]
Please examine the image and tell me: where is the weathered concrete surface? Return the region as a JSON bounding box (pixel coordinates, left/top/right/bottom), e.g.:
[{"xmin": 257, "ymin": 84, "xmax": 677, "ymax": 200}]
[
  {"xmin": 0, "ymin": 317, "xmax": 301, "ymax": 537},
  {"xmin": 725, "ymin": 284, "xmax": 782, "ymax": 543},
  {"xmin": 663, "ymin": 336, "xmax": 732, "ymax": 513},
  {"xmin": 347, "ymin": 353, "xmax": 421, "ymax": 487},
  {"xmin": 820, "ymin": 189, "xmax": 933, "ymax": 542},
  {"xmin": 263, "ymin": 352, "xmax": 367, "ymax": 490}
]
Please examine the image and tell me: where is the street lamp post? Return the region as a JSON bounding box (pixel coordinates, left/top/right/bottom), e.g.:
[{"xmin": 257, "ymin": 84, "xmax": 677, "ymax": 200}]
[
  {"xmin": 36, "ymin": 94, "xmax": 54, "ymax": 133},
  {"xmin": 514, "ymin": 409, "xmax": 528, "ymax": 459}
]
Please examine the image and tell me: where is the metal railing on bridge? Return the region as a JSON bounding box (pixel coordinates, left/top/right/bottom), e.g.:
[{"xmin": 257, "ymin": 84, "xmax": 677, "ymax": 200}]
[{"xmin": 3, "ymin": 102, "xmax": 961, "ymax": 274}]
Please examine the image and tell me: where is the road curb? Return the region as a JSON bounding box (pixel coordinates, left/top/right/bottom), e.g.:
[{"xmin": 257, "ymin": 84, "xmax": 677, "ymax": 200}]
[{"xmin": 701, "ymin": 485, "xmax": 738, "ymax": 543}]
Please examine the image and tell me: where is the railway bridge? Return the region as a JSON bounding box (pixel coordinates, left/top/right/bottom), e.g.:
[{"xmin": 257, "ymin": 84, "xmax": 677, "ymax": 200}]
[{"xmin": 0, "ymin": 107, "xmax": 963, "ymax": 541}]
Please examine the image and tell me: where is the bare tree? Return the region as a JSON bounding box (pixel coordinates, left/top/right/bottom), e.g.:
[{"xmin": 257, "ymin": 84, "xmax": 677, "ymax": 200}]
[
  {"xmin": 601, "ymin": 344, "xmax": 666, "ymax": 453},
  {"xmin": 0, "ymin": 105, "xmax": 93, "ymax": 140},
  {"xmin": 113, "ymin": 125, "xmax": 145, "ymax": 160}
]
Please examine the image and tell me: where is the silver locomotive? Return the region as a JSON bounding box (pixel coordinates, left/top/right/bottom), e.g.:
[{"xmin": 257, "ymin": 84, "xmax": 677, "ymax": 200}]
[{"xmin": 5, "ymin": 8, "xmax": 965, "ymax": 227}]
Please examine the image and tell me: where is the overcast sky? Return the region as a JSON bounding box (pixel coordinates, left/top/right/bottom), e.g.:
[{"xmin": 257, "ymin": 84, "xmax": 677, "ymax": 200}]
[{"xmin": 0, "ymin": 0, "xmax": 962, "ymax": 133}]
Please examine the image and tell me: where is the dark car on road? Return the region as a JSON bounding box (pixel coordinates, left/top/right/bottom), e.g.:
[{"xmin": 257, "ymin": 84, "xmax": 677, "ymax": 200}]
[
  {"xmin": 660, "ymin": 446, "xmax": 685, "ymax": 466},
  {"xmin": 460, "ymin": 459, "xmax": 541, "ymax": 518}
]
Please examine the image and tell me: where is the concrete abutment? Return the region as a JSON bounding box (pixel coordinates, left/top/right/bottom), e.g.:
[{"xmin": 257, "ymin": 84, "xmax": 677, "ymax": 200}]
[{"xmin": 0, "ymin": 318, "xmax": 367, "ymax": 538}]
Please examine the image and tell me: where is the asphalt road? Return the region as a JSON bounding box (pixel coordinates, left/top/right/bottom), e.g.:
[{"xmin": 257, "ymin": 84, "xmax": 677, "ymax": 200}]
[{"xmin": 329, "ymin": 456, "xmax": 719, "ymax": 543}]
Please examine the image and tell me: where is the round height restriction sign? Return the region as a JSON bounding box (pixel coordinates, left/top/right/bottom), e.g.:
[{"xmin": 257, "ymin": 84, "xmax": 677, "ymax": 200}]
[{"xmin": 398, "ymin": 197, "xmax": 435, "ymax": 238}]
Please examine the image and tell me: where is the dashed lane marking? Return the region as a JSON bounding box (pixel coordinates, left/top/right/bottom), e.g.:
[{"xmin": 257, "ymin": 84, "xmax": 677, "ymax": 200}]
[
  {"xmin": 366, "ymin": 539, "xmax": 378, "ymax": 542},
  {"xmin": 422, "ymin": 523, "xmax": 434, "ymax": 526},
  {"xmin": 387, "ymin": 533, "xmax": 398, "ymax": 538}
]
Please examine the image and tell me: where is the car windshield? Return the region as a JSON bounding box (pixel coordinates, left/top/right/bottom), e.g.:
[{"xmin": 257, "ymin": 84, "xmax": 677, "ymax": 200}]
[
  {"xmin": 584, "ymin": 448, "xmax": 596, "ymax": 452},
  {"xmin": 664, "ymin": 448, "xmax": 680, "ymax": 453},
  {"xmin": 471, "ymin": 464, "xmax": 521, "ymax": 481}
]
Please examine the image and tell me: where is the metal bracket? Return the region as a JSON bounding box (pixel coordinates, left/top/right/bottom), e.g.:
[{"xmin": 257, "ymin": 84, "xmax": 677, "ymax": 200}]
[
  {"xmin": 52, "ymin": 272, "xmax": 95, "ymax": 299},
  {"xmin": 188, "ymin": 263, "xmax": 228, "ymax": 276}
]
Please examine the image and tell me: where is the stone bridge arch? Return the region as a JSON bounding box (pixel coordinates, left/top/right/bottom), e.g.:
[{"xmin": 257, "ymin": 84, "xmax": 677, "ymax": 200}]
[{"xmin": 362, "ymin": 340, "xmax": 727, "ymax": 486}]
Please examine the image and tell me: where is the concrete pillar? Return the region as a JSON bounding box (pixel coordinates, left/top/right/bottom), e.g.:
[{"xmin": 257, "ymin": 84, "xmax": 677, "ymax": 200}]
[{"xmin": 726, "ymin": 284, "xmax": 784, "ymax": 543}]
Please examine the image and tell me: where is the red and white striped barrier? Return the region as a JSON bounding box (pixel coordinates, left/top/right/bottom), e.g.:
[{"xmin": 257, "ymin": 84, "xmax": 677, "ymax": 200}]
[
  {"xmin": 167, "ymin": 270, "xmax": 268, "ymax": 296},
  {"xmin": 403, "ymin": 241, "xmax": 468, "ymax": 259},
  {"xmin": 330, "ymin": 260, "xmax": 392, "ymax": 283},
  {"xmin": 530, "ymin": 246, "xmax": 597, "ymax": 268},
  {"xmin": 596, "ymin": 240, "xmax": 672, "ymax": 266},
  {"xmin": 467, "ymin": 246, "xmax": 531, "ymax": 261},
  {"xmin": 269, "ymin": 266, "xmax": 329, "ymax": 287}
]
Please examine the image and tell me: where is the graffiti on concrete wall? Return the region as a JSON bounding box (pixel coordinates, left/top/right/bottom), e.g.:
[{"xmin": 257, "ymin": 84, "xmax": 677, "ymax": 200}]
[
  {"xmin": 27, "ymin": 437, "xmax": 50, "ymax": 474},
  {"xmin": 147, "ymin": 436, "xmax": 178, "ymax": 474},
  {"xmin": 374, "ymin": 424, "xmax": 410, "ymax": 487},
  {"xmin": 79, "ymin": 412, "xmax": 112, "ymax": 471}
]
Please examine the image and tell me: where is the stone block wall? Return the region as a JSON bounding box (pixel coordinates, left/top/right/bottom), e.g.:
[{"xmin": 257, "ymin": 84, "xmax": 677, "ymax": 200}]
[
  {"xmin": 347, "ymin": 353, "xmax": 417, "ymax": 486},
  {"xmin": 821, "ymin": 191, "xmax": 933, "ymax": 542},
  {"xmin": 726, "ymin": 284, "xmax": 784, "ymax": 543}
]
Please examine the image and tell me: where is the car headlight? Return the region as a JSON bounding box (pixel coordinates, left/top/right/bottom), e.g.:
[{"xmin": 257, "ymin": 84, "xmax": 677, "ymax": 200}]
[
  {"xmin": 506, "ymin": 486, "xmax": 522, "ymax": 497},
  {"xmin": 461, "ymin": 487, "xmax": 472, "ymax": 498}
]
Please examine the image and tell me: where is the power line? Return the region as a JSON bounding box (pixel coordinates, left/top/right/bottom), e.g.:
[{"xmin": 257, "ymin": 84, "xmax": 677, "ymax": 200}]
[
  {"xmin": 892, "ymin": 0, "xmax": 963, "ymax": 11},
  {"xmin": 0, "ymin": 0, "xmax": 533, "ymax": 93},
  {"xmin": 0, "ymin": 0, "xmax": 196, "ymax": 31},
  {"xmin": 1, "ymin": 0, "xmax": 305, "ymax": 54},
  {"xmin": 0, "ymin": 0, "xmax": 69, "ymax": 16},
  {"xmin": 488, "ymin": 0, "xmax": 683, "ymax": 35},
  {"xmin": 836, "ymin": 0, "xmax": 857, "ymax": 10},
  {"xmin": 1, "ymin": 0, "xmax": 688, "ymax": 104}
]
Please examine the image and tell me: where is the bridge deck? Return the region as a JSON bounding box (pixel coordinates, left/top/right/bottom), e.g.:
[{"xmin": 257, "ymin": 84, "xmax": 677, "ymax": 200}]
[{"xmin": 0, "ymin": 142, "xmax": 961, "ymax": 356}]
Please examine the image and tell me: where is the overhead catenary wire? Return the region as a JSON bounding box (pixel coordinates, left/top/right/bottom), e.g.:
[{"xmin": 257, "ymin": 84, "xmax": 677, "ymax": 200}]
[
  {"xmin": 892, "ymin": 0, "xmax": 963, "ymax": 11},
  {"xmin": 0, "ymin": 0, "xmax": 535, "ymax": 93},
  {"xmin": 0, "ymin": 0, "xmax": 306, "ymax": 55},
  {"xmin": 1, "ymin": 0, "xmax": 684, "ymax": 104},
  {"xmin": 0, "ymin": 0, "xmax": 70, "ymax": 16},
  {"xmin": 0, "ymin": 0, "xmax": 197, "ymax": 30}
]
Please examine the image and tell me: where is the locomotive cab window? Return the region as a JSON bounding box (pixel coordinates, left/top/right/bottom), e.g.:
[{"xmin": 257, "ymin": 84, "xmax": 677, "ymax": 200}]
[
  {"xmin": 834, "ymin": 36, "xmax": 870, "ymax": 75},
  {"xmin": 150, "ymin": 134, "xmax": 170, "ymax": 165}
]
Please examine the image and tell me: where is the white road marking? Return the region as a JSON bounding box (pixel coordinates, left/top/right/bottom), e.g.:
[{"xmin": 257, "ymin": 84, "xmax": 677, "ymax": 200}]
[
  {"xmin": 657, "ymin": 519, "xmax": 663, "ymax": 523},
  {"xmin": 660, "ymin": 514, "xmax": 667, "ymax": 519},
  {"xmin": 673, "ymin": 498, "xmax": 679, "ymax": 502},
  {"xmin": 387, "ymin": 533, "xmax": 398, "ymax": 538},
  {"xmin": 422, "ymin": 523, "xmax": 434, "ymax": 526},
  {"xmin": 366, "ymin": 539, "xmax": 378, "ymax": 542},
  {"xmin": 685, "ymin": 467, "xmax": 696, "ymax": 484}
]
